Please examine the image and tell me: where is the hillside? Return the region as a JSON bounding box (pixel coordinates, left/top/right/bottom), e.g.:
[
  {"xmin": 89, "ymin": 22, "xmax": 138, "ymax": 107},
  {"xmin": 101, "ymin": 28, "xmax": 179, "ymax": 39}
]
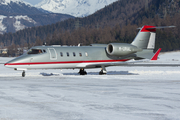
[{"xmin": 0, "ymin": 0, "xmax": 180, "ymax": 56}]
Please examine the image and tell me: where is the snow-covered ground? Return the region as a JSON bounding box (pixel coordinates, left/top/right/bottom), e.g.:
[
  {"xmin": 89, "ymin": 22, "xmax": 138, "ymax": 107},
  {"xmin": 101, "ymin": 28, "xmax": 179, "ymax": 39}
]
[{"xmin": 0, "ymin": 52, "xmax": 180, "ymax": 120}]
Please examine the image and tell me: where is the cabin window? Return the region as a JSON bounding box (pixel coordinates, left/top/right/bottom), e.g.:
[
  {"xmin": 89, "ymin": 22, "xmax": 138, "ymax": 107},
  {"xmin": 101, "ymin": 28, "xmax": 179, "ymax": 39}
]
[
  {"xmin": 85, "ymin": 52, "xmax": 88, "ymax": 57},
  {"xmin": 27, "ymin": 49, "xmax": 43, "ymax": 54},
  {"xmin": 60, "ymin": 52, "xmax": 63, "ymax": 57},
  {"xmin": 43, "ymin": 50, "xmax": 46, "ymax": 53},
  {"xmin": 67, "ymin": 52, "xmax": 69, "ymax": 57},
  {"xmin": 79, "ymin": 53, "xmax": 82, "ymax": 57},
  {"xmin": 73, "ymin": 52, "xmax": 76, "ymax": 57}
]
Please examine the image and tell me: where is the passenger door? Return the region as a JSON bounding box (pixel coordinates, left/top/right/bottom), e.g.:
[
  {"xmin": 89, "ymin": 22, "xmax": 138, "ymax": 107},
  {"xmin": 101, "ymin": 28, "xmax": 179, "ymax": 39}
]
[{"xmin": 48, "ymin": 48, "xmax": 57, "ymax": 60}]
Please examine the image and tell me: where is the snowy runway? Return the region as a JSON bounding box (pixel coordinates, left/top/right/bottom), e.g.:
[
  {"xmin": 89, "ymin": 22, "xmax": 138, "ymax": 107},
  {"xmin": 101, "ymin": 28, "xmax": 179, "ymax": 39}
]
[{"xmin": 0, "ymin": 52, "xmax": 180, "ymax": 120}]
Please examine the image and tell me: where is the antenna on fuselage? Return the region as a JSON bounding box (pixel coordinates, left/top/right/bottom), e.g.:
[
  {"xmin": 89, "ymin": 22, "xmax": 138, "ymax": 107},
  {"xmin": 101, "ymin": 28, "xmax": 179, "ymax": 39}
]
[
  {"xmin": 43, "ymin": 42, "xmax": 46, "ymax": 46},
  {"xmin": 78, "ymin": 43, "xmax": 83, "ymax": 47}
]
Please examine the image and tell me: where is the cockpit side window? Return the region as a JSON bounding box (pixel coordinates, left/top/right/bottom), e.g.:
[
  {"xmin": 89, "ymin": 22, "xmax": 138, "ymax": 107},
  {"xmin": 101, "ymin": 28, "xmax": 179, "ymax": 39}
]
[
  {"xmin": 43, "ymin": 50, "xmax": 46, "ymax": 53},
  {"xmin": 27, "ymin": 49, "xmax": 43, "ymax": 54}
]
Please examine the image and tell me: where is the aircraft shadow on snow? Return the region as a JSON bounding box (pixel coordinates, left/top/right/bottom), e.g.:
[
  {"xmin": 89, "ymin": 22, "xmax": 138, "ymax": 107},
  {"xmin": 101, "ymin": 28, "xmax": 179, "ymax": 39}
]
[{"xmin": 40, "ymin": 71, "xmax": 138, "ymax": 76}]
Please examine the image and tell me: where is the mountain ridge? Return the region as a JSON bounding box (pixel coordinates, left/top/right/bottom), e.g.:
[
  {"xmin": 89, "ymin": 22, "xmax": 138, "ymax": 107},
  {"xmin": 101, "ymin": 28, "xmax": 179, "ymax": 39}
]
[
  {"xmin": 35, "ymin": 0, "xmax": 118, "ymax": 17},
  {"xmin": 0, "ymin": 0, "xmax": 30, "ymax": 5},
  {"xmin": 0, "ymin": 0, "xmax": 74, "ymax": 33}
]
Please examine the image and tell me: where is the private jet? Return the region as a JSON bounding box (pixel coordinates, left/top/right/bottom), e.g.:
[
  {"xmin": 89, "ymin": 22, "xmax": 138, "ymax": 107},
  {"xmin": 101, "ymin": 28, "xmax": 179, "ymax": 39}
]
[{"xmin": 4, "ymin": 25, "xmax": 176, "ymax": 77}]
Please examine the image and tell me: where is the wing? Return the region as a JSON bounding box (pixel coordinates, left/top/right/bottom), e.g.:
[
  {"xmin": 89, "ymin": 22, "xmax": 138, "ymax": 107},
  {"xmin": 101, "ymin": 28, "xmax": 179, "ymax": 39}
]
[
  {"xmin": 84, "ymin": 48, "xmax": 179, "ymax": 68},
  {"xmin": 85, "ymin": 61, "xmax": 180, "ymax": 68}
]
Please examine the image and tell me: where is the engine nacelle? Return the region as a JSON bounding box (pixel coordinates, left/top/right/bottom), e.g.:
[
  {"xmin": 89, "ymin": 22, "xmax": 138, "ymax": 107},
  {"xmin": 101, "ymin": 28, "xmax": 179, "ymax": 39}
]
[{"xmin": 106, "ymin": 43, "xmax": 142, "ymax": 56}]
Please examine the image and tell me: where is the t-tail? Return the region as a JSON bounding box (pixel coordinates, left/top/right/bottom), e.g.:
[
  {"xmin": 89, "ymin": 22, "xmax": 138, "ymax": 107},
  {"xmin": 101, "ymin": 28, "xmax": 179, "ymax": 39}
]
[{"xmin": 131, "ymin": 25, "xmax": 175, "ymax": 60}]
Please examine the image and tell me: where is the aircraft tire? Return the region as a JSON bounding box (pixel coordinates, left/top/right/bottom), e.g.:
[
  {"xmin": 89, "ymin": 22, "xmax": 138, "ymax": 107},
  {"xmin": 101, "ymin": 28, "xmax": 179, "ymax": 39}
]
[
  {"xmin": 99, "ymin": 71, "xmax": 107, "ymax": 75},
  {"xmin": 22, "ymin": 71, "xmax": 25, "ymax": 77},
  {"xmin": 79, "ymin": 69, "xmax": 87, "ymax": 75}
]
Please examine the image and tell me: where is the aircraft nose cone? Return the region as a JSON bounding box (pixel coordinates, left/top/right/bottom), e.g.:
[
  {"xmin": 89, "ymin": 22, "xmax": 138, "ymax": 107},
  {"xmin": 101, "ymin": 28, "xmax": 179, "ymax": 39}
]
[
  {"xmin": 4, "ymin": 57, "xmax": 21, "ymax": 67},
  {"xmin": 4, "ymin": 59, "xmax": 16, "ymax": 67},
  {"xmin": 4, "ymin": 62, "xmax": 11, "ymax": 67}
]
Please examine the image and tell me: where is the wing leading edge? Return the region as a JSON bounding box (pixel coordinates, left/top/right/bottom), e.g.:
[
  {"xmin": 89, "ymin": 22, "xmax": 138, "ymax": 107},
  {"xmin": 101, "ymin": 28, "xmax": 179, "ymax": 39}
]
[{"xmin": 85, "ymin": 60, "xmax": 180, "ymax": 68}]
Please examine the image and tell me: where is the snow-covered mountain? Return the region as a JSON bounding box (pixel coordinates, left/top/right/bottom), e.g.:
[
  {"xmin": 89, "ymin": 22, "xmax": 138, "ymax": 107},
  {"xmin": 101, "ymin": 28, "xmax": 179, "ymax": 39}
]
[
  {"xmin": 0, "ymin": 0, "xmax": 29, "ymax": 5},
  {"xmin": 0, "ymin": 15, "xmax": 37, "ymax": 34},
  {"xmin": 0, "ymin": 0, "xmax": 74, "ymax": 34},
  {"xmin": 35, "ymin": 0, "xmax": 118, "ymax": 17}
]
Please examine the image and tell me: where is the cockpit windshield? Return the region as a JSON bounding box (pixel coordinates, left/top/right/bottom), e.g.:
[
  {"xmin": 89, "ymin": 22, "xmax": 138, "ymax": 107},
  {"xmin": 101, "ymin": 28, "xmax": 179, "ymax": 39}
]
[{"xmin": 27, "ymin": 49, "xmax": 44, "ymax": 54}]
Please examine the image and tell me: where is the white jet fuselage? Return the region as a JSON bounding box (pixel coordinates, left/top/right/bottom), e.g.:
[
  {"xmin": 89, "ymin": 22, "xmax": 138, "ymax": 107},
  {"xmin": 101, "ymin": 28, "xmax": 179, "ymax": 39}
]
[
  {"xmin": 5, "ymin": 45, "xmax": 132, "ymax": 70},
  {"xmin": 5, "ymin": 25, "xmax": 173, "ymax": 77}
]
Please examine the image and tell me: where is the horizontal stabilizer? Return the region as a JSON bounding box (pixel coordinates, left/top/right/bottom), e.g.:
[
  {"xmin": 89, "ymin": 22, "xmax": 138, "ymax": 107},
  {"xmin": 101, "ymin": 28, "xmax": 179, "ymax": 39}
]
[
  {"xmin": 137, "ymin": 26, "xmax": 176, "ymax": 30},
  {"xmin": 146, "ymin": 26, "xmax": 176, "ymax": 29}
]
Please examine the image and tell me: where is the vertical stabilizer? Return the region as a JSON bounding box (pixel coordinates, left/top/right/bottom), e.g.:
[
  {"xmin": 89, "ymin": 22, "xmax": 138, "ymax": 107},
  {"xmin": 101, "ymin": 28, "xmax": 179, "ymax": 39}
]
[
  {"xmin": 132, "ymin": 25, "xmax": 175, "ymax": 60},
  {"xmin": 131, "ymin": 25, "xmax": 156, "ymax": 49},
  {"xmin": 131, "ymin": 25, "xmax": 175, "ymax": 50}
]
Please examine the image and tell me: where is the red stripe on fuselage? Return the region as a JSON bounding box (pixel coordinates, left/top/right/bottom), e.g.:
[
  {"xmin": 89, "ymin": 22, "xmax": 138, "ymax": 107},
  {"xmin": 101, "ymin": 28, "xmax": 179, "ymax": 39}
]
[{"xmin": 5, "ymin": 59, "xmax": 129, "ymax": 66}]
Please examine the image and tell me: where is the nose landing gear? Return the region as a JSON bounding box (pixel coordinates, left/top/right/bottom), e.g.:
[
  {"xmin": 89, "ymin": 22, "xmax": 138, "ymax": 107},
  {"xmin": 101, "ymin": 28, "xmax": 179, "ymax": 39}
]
[
  {"xmin": 14, "ymin": 68, "xmax": 27, "ymax": 77},
  {"xmin": 22, "ymin": 71, "xmax": 25, "ymax": 77}
]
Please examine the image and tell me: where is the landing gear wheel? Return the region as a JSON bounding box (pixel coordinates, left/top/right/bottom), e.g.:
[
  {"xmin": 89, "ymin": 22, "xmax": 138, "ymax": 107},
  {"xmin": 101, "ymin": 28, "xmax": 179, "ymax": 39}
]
[
  {"xmin": 78, "ymin": 69, "xmax": 87, "ymax": 75},
  {"xmin": 22, "ymin": 71, "xmax": 25, "ymax": 77},
  {"xmin": 99, "ymin": 70, "xmax": 107, "ymax": 75},
  {"xmin": 99, "ymin": 67, "xmax": 107, "ymax": 75}
]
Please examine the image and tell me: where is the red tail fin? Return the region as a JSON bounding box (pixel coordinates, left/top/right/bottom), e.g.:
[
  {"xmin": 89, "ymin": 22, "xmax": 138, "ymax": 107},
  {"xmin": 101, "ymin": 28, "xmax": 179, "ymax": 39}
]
[{"xmin": 151, "ymin": 48, "xmax": 161, "ymax": 60}]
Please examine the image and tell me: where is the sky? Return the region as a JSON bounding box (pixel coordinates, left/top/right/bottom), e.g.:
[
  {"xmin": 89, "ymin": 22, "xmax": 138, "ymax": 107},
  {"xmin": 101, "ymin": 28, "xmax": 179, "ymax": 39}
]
[{"xmin": 23, "ymin": 0, "xmax": 43, "ymax": 5}]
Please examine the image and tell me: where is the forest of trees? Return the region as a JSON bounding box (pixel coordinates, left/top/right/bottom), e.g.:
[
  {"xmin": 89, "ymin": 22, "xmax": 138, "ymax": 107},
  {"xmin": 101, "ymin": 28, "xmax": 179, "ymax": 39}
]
[{"xmin": 0, "ymin": 0, "xmax": 180, "ymax": 56}]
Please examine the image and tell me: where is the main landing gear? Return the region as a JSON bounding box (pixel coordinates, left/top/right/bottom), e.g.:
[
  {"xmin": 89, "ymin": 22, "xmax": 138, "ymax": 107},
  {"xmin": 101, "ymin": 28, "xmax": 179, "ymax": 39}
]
[
  {"xmin": 78, "ymin": 66, "xmax": 107, "ymax": 75},
  {"xmin": 78, "ymin": 68, "xmax": 87, "ymax": 75},
  {"xmin": 99, "ymin": 66, "xmax": 107, "ymax": 75}
]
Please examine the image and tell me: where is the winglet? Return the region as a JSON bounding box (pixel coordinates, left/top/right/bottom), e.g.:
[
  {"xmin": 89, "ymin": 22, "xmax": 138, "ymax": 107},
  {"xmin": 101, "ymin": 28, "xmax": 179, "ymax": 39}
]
[{"xmin": 151, "ymin": 48, "xmax": 161, "ymax": 60}]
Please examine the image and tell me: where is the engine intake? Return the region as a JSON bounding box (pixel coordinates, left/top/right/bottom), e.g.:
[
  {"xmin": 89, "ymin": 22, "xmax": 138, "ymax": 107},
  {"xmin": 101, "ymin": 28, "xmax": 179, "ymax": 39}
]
[{"xmin": 106, "ymin": 43, "xmax": 142, "ymax": 56}]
